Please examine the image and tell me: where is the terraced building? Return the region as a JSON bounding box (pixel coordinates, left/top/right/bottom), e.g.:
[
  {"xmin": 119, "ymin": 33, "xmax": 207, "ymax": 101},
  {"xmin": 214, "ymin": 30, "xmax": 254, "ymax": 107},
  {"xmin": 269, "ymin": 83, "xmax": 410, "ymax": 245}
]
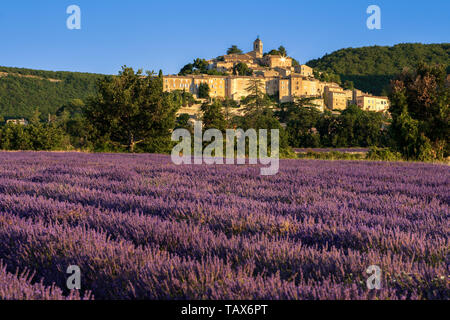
[{"xmin": 163, "ymin": 38, "xmax": 389, "ymax": 112}]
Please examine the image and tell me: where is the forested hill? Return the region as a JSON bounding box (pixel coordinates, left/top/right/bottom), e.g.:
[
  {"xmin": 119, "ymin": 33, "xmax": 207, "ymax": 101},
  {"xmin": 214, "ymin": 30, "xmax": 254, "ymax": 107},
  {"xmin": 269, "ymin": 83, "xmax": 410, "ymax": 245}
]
[
  {"xmin": 0, "ymin": 66, "xmax": 106, "ymax": 120},
  {"xmin": 306, "ymin": 43, "xmax": 450, "ymax": 95}
]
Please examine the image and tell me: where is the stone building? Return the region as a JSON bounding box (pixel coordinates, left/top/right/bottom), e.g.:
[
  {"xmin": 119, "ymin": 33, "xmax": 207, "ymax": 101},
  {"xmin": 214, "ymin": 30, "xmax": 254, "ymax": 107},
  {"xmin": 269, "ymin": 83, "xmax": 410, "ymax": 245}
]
[
  {"xmin": 163, "ymin": 75, "xmax": 227, "ymax": 99},
  {"xmin": 356, "ymin": 95, "xmax": 390, "ymax": 112},
  {"xmin": 162, "ymin": 37, "xmax": 390, "ymax": 113},
  {"xmin": 250, "ymin": 37, "xmax": 263, "ymax": 59},
  {"xmin": 322, "ymin": 87, "xmax": 355, "ymax": 110},
  {"xmin": 295, "ymin": 65, "xmax": 314, "ymax": 77},
  {"xmin": 262, "ymin": 55, "xmax": 293, "ymax": 69},
  {"xmin": 6, "ymin": 118, "xmax": 29, "ymax": 126}
]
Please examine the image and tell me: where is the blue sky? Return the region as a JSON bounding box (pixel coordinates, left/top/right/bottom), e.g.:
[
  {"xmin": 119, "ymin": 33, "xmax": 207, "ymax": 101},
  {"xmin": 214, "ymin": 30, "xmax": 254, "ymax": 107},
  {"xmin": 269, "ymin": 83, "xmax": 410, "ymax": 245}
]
[{"xmin": 0, "ymin": 0, "xmax": 448, "ymax": 75}]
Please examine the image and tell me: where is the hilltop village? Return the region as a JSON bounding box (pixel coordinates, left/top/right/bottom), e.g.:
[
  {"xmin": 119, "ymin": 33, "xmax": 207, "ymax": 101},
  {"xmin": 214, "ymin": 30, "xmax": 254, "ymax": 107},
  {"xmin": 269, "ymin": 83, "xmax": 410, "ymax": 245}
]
[{"xmin": 163, "ymin": 38, "xmax": 390, "ymax": 115}]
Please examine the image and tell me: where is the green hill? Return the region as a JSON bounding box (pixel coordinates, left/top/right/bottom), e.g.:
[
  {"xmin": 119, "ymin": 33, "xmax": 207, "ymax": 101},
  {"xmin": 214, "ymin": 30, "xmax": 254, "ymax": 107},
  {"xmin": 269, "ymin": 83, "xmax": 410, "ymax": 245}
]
[
  {"xmin": 306, "ymin": 43, "xmax": 450, "ymax": 95},
  {"xmin": 0, "ymin": 66, "xmax": 106, "ymax": 120}
]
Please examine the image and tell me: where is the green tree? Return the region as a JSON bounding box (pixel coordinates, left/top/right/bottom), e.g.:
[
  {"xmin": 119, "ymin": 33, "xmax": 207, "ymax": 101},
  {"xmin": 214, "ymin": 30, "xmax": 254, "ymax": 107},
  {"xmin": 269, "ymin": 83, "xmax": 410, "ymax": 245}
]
[
  {"xmin": 233, "ymin": 62, "xmax": 253, "ymax": 76},
  {"xmin": 222, "ymin": 98, "xmax": 239, "ymax": 124},
  {"xmin": 343, "ymin": 80, "xmax": 354, "ymax": 90},
  {"xmin": 266, "ymin": 49, "xmax": 280, "ymax": 56},
  {"xmin": 227, "ymin": 45, "xmax": 243, "ymax": 55},
  {"xmin": 198, "ymin": 83, "xmax": 210, "ymax": 99},
  {"xmin": 85, "ymin": 66, "xmax": 179, "ymax": 152},
  {"xmin": 315, "ymin": 105, "xmax": 386, "ymax": 148},
  {"xmin": 175, "ymin": 113, "xmax": 192, "ymax": 132},
  {"xmin": 179, "ymin": 59, "xmax": 227, "ymax": 76},
  {"xmin": 234, "ymin": 107, "xmax": 290, "ymax": 156},
  {"xmin": 332, "ymin": 105, "xmax": 385, "ymax": 147},
  {"xmin": 237, "ymin": 82, "xmax": 292, "ymax": 155},
  {"xmin": 277, "ymin": 97, "xmax": 322, "ymax": 147},
  {"xmin": 0, "ymin": 121, "xmax": 67, "ymax": 151},
  {"xmin": 241, "ymin": 79, "xmax": 272, "ymax": 117},
  {"xmin": 56, "ymin": 99, "xmax": 93, "ymax": 150},
  {"xmin": 179, "ymin": 58, "xmax": 209, "ymax": 75},
  {"xmin": 389, "ymin": 63, "xmax": 449, "ymax": 160},
  {"xmin": 170, "ymin": 90, "xmax": 196, "ymax": 107},
  {"xmin": 316, "ymin": 111, "xmax": 339, "ymax": 146},
  {"xmin": 29, "ymin": 123, "xmax": 66, "ymax": 151},
  {"xmin": 9, "ymin": 124, "xmax": 32, "ymax": 150},
  {"xmin": 286, "ymin": 107, "xmax": 321, "ymax": 148},
  {"xmin": 179, "ymin": 63, "xmax": 194, "ymax": 75},
  {"xmin": 201, "ymin": 100, "xmax": 227, "ymax": 132},
  {"xmin": 276, "ymin": 97, "xmax": 320, "ymax": 123},
  {"xmin": 193, "ymin": 58, "xmax": 208, "ymax": 72},
  {"xmin": 30, "ymin": 109, "xmax": 41, "ymax": 125},
  {"xmin": 264, "ymin": 46, "xmax": 288, "ymax": 57}
]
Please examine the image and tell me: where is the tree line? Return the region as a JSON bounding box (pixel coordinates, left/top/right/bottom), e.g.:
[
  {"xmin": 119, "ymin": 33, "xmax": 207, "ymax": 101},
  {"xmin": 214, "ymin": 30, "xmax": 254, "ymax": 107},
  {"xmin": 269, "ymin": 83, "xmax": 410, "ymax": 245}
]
[{"xmin": 0, "ymin": 64, "xmax": 448, "ymax": 162}]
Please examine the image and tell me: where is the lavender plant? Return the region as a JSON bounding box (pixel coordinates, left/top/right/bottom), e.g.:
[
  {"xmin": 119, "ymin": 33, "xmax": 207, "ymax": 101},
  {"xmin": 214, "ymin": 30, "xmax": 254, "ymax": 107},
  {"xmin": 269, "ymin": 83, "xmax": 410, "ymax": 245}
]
[{"xmin": 0, "ymin": 152, "xmax": 448, "ymax": 300}]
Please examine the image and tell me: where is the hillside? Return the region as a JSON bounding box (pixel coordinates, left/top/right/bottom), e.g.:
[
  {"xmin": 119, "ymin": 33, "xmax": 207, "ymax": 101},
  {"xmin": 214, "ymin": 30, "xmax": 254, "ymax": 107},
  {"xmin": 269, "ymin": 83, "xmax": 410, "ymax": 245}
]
[
  {"xmin": 2, "ymin": 43, "xmax": 449, "ymax": 119},
  {"xmin": 0, "ymin": 66, "xmax": 105, "ymax": 120},
  {"xmin": 306, "ymin": 43, "xmax": 450, "ymax": 95}
]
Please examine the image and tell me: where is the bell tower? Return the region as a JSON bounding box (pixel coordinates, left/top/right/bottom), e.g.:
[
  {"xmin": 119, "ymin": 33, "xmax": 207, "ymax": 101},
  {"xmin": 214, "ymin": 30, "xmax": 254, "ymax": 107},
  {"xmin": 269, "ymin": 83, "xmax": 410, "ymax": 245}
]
[{"xmin": 253, "ymin": 36, "xmax": 263, "ymax": 58}]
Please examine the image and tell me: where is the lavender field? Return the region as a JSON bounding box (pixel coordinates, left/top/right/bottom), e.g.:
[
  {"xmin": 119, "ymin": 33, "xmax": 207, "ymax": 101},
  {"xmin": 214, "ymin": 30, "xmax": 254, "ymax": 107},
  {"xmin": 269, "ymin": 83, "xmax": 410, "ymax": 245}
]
[{"xmin": 0, "ymin": 152, "xmax": 448, "ymax": 300}]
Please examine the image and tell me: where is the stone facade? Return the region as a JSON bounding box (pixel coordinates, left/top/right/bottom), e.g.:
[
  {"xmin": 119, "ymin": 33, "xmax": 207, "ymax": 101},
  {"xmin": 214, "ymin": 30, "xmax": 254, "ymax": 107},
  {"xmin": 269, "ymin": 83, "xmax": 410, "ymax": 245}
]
[
  {"xmin": 356, "ymin": 95, "xmax": 390, "ymax": 112},
  {"xmin": 295, "ymin": 64, "xmax": 314, "ymax": 77},
  {"xmin": 252, "ymin": 37, "xmax": 263, "ymax": 58},
  {"xmin": 163, "ymin": 75, "xmax": 227, "ymax": 99},
  {"xmin": 326, "ymin": 90, "xmax": 351, "ymax": 110},
  {"xmin": 262, "ymin": 55, "xmax": 293, "ymax": 68}
]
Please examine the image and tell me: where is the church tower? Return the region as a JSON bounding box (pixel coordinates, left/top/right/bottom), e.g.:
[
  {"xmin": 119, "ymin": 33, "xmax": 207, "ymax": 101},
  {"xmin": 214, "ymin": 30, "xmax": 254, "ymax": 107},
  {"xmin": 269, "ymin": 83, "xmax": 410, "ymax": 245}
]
[{"xmin": 253, "ymin": 37, "xmax": 263, "ymax": 58}]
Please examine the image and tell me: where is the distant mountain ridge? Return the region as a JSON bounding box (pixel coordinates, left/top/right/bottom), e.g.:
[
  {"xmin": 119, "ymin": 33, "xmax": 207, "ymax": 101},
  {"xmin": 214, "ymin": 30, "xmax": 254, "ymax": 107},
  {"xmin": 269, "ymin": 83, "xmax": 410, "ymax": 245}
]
[{"xmin": 306, "ymin": 43, "xmax": 450, "ymax": 95}]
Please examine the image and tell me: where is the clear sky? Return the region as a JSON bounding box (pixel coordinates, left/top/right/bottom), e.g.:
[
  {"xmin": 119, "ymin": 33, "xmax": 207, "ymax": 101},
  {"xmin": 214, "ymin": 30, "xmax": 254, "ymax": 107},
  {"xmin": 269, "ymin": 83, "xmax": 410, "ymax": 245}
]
[{"xmin": 0, "ymin": 0, "xmax": 448, "ymax": 75}]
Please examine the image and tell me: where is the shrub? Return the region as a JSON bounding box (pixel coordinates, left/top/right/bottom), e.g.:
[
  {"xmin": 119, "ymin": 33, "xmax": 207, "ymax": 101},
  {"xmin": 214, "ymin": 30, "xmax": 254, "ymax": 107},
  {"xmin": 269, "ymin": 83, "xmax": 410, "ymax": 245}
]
[
  {"xmin": 366, "ymin": 147, "xmax": 403, "ymax": 161},
  {"xmin": 298, "ymin": 151, "xmax": 365, "ymax": 161}
]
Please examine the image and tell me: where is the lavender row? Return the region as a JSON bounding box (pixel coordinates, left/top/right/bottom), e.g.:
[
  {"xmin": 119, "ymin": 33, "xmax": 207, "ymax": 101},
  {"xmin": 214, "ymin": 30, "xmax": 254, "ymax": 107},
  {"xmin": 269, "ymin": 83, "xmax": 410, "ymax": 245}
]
[
  {"xmin": 0, "ymin": 213, "xmax": 421, "ymax": 300},
  {"xmin": 0, "ymin": 152, "xmax": 448, "ymax": 299},
  {"xmin": 0, "ymin": 174, "xmax": 446, "ymax": 239},
  {"xmin": 0, "ymin": 261, "xmax": 91, "ymax": 300},
  {"xmin": 0, "ymin": 191, "xmax": 446, "ymax": 282}
]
